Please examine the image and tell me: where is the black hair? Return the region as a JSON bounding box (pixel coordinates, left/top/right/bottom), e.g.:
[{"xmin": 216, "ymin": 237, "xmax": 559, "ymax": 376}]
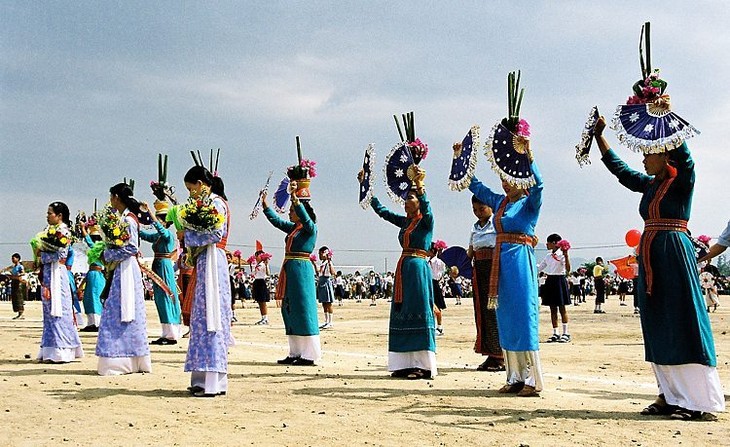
[
  {"xmin": 89, "ymin": 234, "xmax": 103, "ymax": 243},
  {"xmin": 547, "ymin": 233, "xmax": 562, "ymax": 243},
  {"xmin": 319, "ymin": 245, "xmax": 329, "ymax": 254},
  {"xmin": 471, "ymin": 195, "xmax": 486, "ymax": 205},
  {"xmin": 184, "ymin": 166, "xmax": 227, "ymax": 200},
  {"xmin": 254, "ymin": 250, "xmax": 264, "ymax": 257},
  {"xmin": 301, "ymin": 201, "xmax": 316, "ymax": 223},
  {"xmin": 12, "ymin": 253, "xmax": 21, "ymax": 260},
  {"xmin": 109, "ymin": 183, "xmax": 150, "ymax": 224},
  {"xmin": 336, "ymin": 270, "xmax": 342, "ymax": 276},
  {"xmin": 596, "ymin": 257, "xmax": 603, "ymax": 262},
  {"xmin": 49, "ymin": 201, "xmax": 72, "ymax": 227}
]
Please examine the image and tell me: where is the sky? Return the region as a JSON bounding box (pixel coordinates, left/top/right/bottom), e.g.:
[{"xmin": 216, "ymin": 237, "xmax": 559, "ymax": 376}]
[{"xmin": 2, "ymin": 1, "xmax": 729, "ymax": 272}]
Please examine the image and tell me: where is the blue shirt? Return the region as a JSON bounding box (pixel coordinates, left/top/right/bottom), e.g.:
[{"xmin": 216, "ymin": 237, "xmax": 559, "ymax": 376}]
[{"xmin": 718, "ymin": 219, "xmax": 730, "ymax": 247}]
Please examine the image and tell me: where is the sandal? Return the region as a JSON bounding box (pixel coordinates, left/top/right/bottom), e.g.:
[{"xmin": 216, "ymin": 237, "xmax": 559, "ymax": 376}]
[
  {"xmin": 670, "ymin": 407, "xmax": 718, "ymax": 421},
  {"xmin": 640, "ymin": 395, "xmax": 676, "ymax": 416},
  {"xmin": 477, "ymin": 357, "xmax": 506, "ymax": 372},
  {"xmin": 406, "ymin": 370, "xmax": 425, "ymax": 380}
]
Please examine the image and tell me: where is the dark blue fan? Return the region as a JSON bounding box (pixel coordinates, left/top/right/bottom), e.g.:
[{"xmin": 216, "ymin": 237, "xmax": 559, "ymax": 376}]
[
  {"xmin": 448, "ymin": 125, "xmax": 480, "ymax": 191},
  {"xmin": 384, "ymin": 142, "xmax": 414, "ymax": 205},
  {"xmin": 359, "ymin": 143, "xmax": 375, "ymax": 209},
  {"xmin": 575, "ymin": 106, "xmax": 599, "ymax": 167},
  {"xmin": 273, "ymin": 177, "xmax": 290, "ymax": 214},
  {"xmin": 611, "ymin": 104, "xmax": 699, "ymax": 154},
  {"xmin": 439, "ymin": 246, "xmax": 472, "ymax": 280},
  {"xmin": 484, "ymin": 122, "xmax": 535, "ymax": 189}
]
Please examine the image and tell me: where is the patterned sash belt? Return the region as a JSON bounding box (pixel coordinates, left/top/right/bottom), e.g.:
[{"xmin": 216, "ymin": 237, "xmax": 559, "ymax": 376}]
[
  {"xmin": 487, "ymin": 233, "xmax": 538, "ymax": 309},
  {"xmin": 89, "ymin": 265, "xmax": 104, "ymax": 272},
  {"xmin": 641, "ymin": 218, "xmax": 688, "ymax": 296},
  {"xmin": 393, "ymin": 248, "xmax": 429, "ymax": 304},
  {"xmin": 276, "ymin": 251, "xmax": 311, "ymax": 301},
  {"xmin": 473, "ymin": 247, "xmax": 494, "ymax": 261}
]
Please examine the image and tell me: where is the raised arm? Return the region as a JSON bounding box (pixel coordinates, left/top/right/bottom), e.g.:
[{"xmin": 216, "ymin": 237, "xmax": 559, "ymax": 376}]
[
  {"xmin": 468, "ymin": 176, "xmax": 504, "ymax": 211},
  {"xmin": 667, "ymin": 142, "xmax": 695, "ymax": 194},
  {"xmin": 371, "ymin": 197, "xmax": 407, "ymax": 228},
  {"xmin": 595, "ymin": 116, "xmax": 651, "ymax": 193},
  {"xmin": 292, "ymin": 201, "xmax": 315, "ymax": 234},
  {"xmin": 263, "ymin": 205, "xmax": 296, "ymax": 233},
  {"xmin": 417, "ymin": 191, "xmax": 433, "ymax": 231},
  {"xmin": 526, "ymin": 160, "xmax": 543, "ymax": 211}
]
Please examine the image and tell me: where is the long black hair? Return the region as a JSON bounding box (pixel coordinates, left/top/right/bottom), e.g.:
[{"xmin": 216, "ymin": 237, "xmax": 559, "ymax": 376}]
[
  {"xmin": 184, "ymin": 165, "xmax": 227, "ymax": 200},
  {"xmin": 49, "ymin": 201, "xmax": 72, "ymax": 227},
  {"xmin": 109, "ymin": 183, "xmax": 150, "ymax": 224}
]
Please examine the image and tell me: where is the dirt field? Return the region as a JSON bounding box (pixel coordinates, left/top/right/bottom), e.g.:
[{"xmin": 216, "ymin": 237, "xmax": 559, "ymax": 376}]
[{"xmin": 1, "ymin": 296, "xmax": 728, "ymax": 447}]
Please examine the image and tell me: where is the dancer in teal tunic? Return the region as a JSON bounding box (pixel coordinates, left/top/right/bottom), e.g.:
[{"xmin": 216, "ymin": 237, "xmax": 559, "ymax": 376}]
[
  {"xmin": 79, "ymin": 224, "xmax": 105, "ymax": 331},
  {"xmin": 262, "ymin": 180, "xmax": 321, "ymax": 366},
  {"xmin": 366, "ymin": 166, "xmax": 437, "ymax": 380},
  {"xmin": 140, "ymin": 201, "xmax": 182, "ymax": 344},
  {"xmin": 594, "ymin": 116, "xmax": 724, "ymax": 419}
]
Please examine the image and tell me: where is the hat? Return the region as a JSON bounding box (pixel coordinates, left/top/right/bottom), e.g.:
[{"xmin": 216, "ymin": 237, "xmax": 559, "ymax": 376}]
[
  {"xmin": 154, "ymin": 200, "xmax": 170, "ymax": 217},
  {"xmin": 609, "ymin": 22, "xmax": 699, "ymax": 154},
  {"xmin": 286, "ymin": 136, "xmax": 316, "ymax": 201}
]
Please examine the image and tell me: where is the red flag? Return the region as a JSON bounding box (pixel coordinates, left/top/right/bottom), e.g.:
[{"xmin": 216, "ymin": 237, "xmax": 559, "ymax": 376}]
[
  {"xmin": 255, "ymin": 240, "xmax": 263, "ymax": 252},
  {"xmin": 609, "ymin": 255, "xmax": 638, "ymax": 280}
]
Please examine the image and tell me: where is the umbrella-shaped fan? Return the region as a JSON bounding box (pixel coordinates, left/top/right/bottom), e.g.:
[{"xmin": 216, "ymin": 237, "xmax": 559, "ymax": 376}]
[{"xmin": 439, "ymin": 246, "xmax": 472, "ymax": 280}]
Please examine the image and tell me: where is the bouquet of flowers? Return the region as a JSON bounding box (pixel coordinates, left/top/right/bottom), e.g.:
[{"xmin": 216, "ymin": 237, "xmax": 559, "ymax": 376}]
[
  {"xmin": 433, "ymin": 240, "xmax": 448, "ymax": 251},
  {"xmin": 179, "ymin": 195, "xmax": 225, "ymax": 232},
  {"xmin": 627, "ymin": 69, "xmax": 668, "ymax": 105},
  {"xmin": 259, "ymin": 252, "xmax": 273, "ymax": 262},
  {"xmin": 36, "ymin": 224, "xmax": 73, "ymax": 252},
  {"xmin": 556, "ymin": 239, "xmax": 571, "ymax": 251},
  {"xmin": 98, "ymin": 204, "xmax": 131, "ymax": 248}
]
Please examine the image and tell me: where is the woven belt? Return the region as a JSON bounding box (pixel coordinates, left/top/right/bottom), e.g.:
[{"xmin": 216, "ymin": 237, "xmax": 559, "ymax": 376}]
[
  {"xmin": 473, "ymin": 247, "xmax": 494, "ymax": 261},
  {"xmin": 89, "ymin": 265, "xmax": 103, "ymax": 272},
  {"xmin": 488, "ymin": 232, "xmax": 537, "ymax": 308},
  {"xmin": 496, "ymin": 233, "xmax": 538, "ymax": 247},
  {"xmin": 284, "ymin": 251, "xmax": 311, "ymax": 261},
  {"xmin": 401, "ymin": 248, "xmax": 429, "ymax": 259},
  {"xmin": 276, "ymin": 251, "xmax": 312, "ymax": 301},
  {"xmin": 393, "ymin": 248, "xmax": 430, "ymax": 304},
  {"xmin": 641, "ymin": 218, "xmax": 688, "ymax": 296}
]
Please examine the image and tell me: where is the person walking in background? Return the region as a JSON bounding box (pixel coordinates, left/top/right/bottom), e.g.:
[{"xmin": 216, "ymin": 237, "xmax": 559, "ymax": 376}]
[
  {"xmin": 316, "ymin": 246, "xmax": 336, "ymax": 329},
  {"xmin": 8, "ymin": 253, "xmax": 25, "ymax": 320}
]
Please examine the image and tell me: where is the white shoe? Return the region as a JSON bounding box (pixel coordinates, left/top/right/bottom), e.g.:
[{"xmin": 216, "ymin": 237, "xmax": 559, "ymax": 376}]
[
  {"xmin": 254, "ymin": 318, "xmax": 269, "ymax": 325},
  {"xmin": 436, "ymin": 328, "xmax": 444, "ymax": 336}
]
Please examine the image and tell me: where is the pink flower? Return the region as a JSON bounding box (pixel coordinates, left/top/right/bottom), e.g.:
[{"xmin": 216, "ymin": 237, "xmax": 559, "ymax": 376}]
[
  {"xmin": 433, "ymin": 239, "xmax": 448, "ymax": 251},
  {"xmin": 556, "ymin": 239, "xmax": 571, "ymax": 251},
  {"xmin": 260, "ymin": 252, "xmax": 272, "ymax": 262},
  {"xmin": 246, "ymin": 255, "xmax": 257, "ymax": 265},
  {"xmin": 233, "ymin": 250, "xmax": 242, "ymax": 258},
  {"xmin": 300, "ymin": 159, "xmax": 318, "ymax": 178},
  {"xmin": 309, "ymin": 253, "xmax": 318, "ymax": 262},
  {"xmin": 697, "ymin": 235, "xmax": 712, "ymax": 245},
  {"xmin": 516, "ymin": 119, "xmax": 531, "ymax": 137}
]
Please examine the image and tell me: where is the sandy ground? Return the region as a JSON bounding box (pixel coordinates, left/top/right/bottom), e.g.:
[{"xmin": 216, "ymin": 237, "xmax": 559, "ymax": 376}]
[{"xmin": 1, "ymin": 295, "xmax": 728, "ymax": 447}]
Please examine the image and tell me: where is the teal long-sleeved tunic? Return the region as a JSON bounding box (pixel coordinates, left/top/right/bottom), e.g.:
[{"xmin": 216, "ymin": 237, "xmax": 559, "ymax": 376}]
[
  {"xmin": 371, "ymin": 193, "xmax": 436, "ymax": 353},
  {"xmin": 602, "ymin": 143, "xmax": 716, "ymax": 366},
  {"xmin": 140, "ymin": 221, "xmax": 181, "ymax": 325},
  {"xmin": 264, "ymin": 203, "xmax": 319, "ymax": 336}
]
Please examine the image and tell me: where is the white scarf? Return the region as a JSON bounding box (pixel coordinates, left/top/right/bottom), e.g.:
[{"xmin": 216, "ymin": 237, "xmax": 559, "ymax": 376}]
[
  {"xmin": 205, "ymin": 244, "xmax": 222, "ymax": 332},
  {"xmin": 119, "ymin": 210, "xmax": 136, "ymax": 322},
  {"xmin": 50, "ymin": 261, "xmax": 64, "ymax": 317}
]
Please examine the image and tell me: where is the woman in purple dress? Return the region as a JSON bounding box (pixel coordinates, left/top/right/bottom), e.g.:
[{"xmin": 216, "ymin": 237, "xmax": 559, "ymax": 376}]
[
  {"xmin": 36, "ymin": 201, "xmax": 84, "ymax": 363},
  {"xmin": 96, "ymin": 183, "xmax": 151, "ymax": 375},
  {"xmin": 182, "ymin": 166, "xmax": 233, "ymax": 397}
]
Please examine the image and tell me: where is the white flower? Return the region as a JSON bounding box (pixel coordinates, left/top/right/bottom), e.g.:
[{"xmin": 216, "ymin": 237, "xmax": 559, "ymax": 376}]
[
  {"xmin": 399, "ymin": 153, "xmax": 409, "ymax": 163},
  {"xmin": 394, "ymin": 168, "xmax": 404, "ymax": 178},
  {"xmin": 629, "ymin": 112, "xmax": 640, "ymax": 123},
  {"xmin": 643, "ymin": 124, "xmax": 654, "ymax": 134},
  {"xmin": 668, "ymin": 119, "xmax": 680, "ymax": 129},
  {"xmin": 399, "ymin": 182, "xmax": 408, "ymax": 191}
]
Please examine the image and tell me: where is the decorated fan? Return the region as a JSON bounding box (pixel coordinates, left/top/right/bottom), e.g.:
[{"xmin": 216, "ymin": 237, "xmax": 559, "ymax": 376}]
[
  {"xmin": 384, "ymin": 142, "xmax": 415, "ymax": 205},
  {"xmin": 273, "ymin": 177, "xmax": 290, "ymax": 214},
  {"xmin": 484, "ymin": 71, "xmax": 536, "ymax": 189},
  {"xmin": 575, "ymin": 106, "xmax": 599, "ymax": 167},
  {"xmin": 448, "ymin": 125, "xmax": 480, "ymax": 191},
  {"xmin": 249, "ymin": 171, "xmax": 273, "ymax": 220},
  {"xmin": 359, "ymin": 143, "xmax": 375, "ymax": 209},
  {"xmin": 439, "ymin": 246, "xmax": 472, "ymax": 280},
  {"xmin": 610, "ymin": 22, "xmax": 699, "ymax": 154}
]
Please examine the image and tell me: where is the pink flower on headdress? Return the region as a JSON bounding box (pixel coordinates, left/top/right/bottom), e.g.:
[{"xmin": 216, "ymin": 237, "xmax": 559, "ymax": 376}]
[
  {"xmin": 556, "ymin": 239, "xmax": 571, "ymax": 251},
  {"xmin": 407, "ymin": 138, "xmax": 429, "ymax": 161},
  {"xmin": 300, "ymin": 159, "xmax": 317, "ymax": 178},
  {"xmin": 516, "ymin": 119, "xmax": 531, "ymax": 137},
  {"xmin": 433, "ymin": 240, "xmax": 448, "ymax": 251},
  {"xmin": 697, "ymin": 235, "xmax": 712, "ymax": 245}
]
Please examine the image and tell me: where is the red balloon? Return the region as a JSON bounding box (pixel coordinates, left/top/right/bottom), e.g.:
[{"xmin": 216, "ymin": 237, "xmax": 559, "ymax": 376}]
[{"xmin": 625, "ymin": 229, "xmax": 641, "ymax": 248}]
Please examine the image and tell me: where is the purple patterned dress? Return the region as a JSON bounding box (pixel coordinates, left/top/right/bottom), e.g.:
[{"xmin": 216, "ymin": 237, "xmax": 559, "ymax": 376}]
[
  {"xmin": 38, "ymin": 246, "xmax": 84, "ymax": 362},
  {"xmin": 96, "ymin": 211, "xmax": 151, "ymax": 374},
  {"xmin": 183, "ymin": 194, "xmax": 233, "ymax": 390}
]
